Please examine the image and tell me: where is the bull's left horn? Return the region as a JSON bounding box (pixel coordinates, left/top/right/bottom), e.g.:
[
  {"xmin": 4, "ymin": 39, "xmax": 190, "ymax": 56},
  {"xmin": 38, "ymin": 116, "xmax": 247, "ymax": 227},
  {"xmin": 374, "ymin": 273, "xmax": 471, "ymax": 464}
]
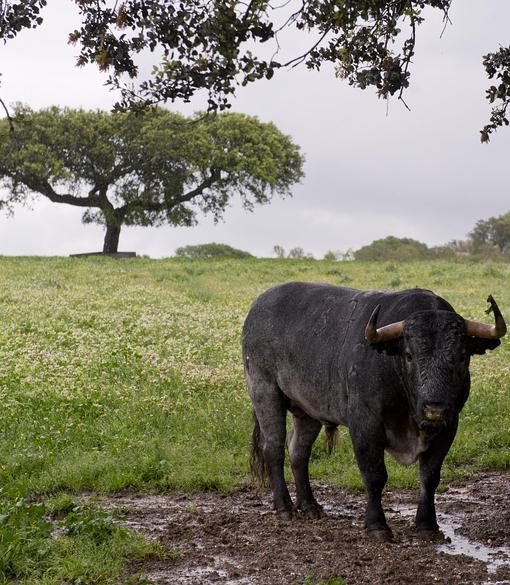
[
  {"xmin": 464, "ymin": 295, "xmax": 507, "ymax": 339},
  {"xmin": 365, "ymin": 305, "xmax": 405, "ymax": 344}
]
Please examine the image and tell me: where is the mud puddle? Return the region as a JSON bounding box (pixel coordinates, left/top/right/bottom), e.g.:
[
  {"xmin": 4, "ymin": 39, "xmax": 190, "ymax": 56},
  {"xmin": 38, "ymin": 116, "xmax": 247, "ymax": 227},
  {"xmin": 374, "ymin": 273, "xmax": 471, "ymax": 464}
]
[
  {"xmin": 105, "ymin": 471, "xmax": 509, "ymax": 585},
  {"xmin": 437, "ymin": 516, "xmax": 510, "ymax": 576},
  {"xmin": 393, "ymin": 504, "xmax": 510, "ymax": 578}
]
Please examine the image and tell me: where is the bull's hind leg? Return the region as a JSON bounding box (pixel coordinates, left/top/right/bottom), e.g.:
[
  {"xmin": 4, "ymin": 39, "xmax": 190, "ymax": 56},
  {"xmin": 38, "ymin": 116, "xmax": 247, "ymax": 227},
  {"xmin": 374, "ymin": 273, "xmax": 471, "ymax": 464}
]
[
  {"xmin": 288, "ymin": 408, "xmax": 323, "ymax": 519},
  {"xmin": 247, "ymin": 369, "xmax": 293, "ymax": 518}
]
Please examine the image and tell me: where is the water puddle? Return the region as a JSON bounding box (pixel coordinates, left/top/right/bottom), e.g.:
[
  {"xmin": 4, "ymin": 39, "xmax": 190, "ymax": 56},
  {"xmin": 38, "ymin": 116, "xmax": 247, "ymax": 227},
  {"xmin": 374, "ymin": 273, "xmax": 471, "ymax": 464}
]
[
  {"xmin": 436, "ymin": 514, "xmax": 510, "ymax": 574},
  {"xmin": 148, "ymin": 556, "xmax": 254, "ymax": 585},
  {"xmin": 394, "ymin": 505, "xmax": 510, "ymax": 580}
]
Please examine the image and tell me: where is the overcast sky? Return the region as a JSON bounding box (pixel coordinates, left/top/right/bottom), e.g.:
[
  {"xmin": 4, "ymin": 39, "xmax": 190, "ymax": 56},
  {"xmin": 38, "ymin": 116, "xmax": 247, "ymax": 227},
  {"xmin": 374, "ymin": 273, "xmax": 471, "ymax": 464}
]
[{"xmin": 1, "ymin": 1, "xmax": 509, "ymax": 258}]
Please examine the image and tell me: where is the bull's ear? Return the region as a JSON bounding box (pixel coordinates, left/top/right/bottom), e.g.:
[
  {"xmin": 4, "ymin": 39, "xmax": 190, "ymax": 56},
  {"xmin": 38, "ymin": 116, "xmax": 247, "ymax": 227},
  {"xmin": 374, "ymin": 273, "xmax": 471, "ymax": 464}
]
[{"xmin": 466, "ymin": 337, "xmax": 501, "ymax": 355}]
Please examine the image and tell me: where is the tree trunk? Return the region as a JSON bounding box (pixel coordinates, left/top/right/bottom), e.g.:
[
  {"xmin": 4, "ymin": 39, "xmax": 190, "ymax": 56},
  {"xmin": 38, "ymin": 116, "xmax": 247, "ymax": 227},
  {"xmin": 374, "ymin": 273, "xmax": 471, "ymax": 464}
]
[{"xmin": 103, "ymin": 223, "xmax": 121, "ymax": 254}]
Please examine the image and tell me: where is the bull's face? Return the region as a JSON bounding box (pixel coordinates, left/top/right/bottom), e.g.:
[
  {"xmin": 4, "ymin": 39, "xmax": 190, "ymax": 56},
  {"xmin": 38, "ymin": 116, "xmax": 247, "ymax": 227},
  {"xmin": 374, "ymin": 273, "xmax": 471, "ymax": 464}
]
[
  {"xmin": 365, "ymin": 297, "xmax": 506, "ymax": 429},
  {"xmin": 402, "ymin": 312, "xmax": 482, "ymax": 428}
]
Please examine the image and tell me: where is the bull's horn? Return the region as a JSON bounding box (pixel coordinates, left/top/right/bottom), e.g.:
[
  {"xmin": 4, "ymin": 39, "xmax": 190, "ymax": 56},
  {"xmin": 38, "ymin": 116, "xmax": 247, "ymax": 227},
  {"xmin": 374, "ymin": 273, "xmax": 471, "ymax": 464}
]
[
  {"xmin": 365, "ymin": 305, "xmax": 405, "ymax": 344},
  {"xmin": 464, "ymin": 295, "xmax": 507, "ymax": 339}
]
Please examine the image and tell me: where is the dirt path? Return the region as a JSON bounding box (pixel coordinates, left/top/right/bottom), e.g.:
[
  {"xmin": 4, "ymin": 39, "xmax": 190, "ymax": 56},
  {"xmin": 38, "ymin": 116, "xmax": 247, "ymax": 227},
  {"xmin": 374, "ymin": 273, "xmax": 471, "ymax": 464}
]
[{"xmin": 111, "ymin": 471, "xmax": 510, "ymax": 585}]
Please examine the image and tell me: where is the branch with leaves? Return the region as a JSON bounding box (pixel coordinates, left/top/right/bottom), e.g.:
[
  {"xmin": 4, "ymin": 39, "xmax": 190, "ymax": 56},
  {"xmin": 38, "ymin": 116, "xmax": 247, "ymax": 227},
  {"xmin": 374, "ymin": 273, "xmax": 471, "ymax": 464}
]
[
  {"xmin": 480, "ymin": 47, "xmax": 510, "ymax": 142},
  {"xmin": 2, "ymin": 1, "xmax": 510, "ymax": 139}
]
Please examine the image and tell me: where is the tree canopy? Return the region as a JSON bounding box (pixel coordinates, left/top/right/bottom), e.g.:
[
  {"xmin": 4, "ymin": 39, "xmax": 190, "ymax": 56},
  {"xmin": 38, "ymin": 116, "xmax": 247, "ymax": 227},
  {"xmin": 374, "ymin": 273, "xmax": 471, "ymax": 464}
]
[
  {"xmin": 469, "ymin": 211, "xmax": 510, "ymax": 253},
  {"xmin": 0, "ymin": 1, "xmax": 509, "ymax": 140},
  {"xmin": 0, "ymin": 105, "xmax": 303, "ymax": 253}
]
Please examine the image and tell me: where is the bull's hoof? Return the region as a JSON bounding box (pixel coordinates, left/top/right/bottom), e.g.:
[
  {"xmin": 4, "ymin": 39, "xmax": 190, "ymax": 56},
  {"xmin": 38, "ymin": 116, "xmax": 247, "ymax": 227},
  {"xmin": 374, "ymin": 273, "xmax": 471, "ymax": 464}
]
[
  {"xmin": 297, "ymin": 503, "xmax": 325, "ymax": 520},
  {"xmin": 366, "ymin": 527, "xmax": 394, "ymax": 542},
  {"xmin": 276, "ymin": 509, "xmax": 294, "ymax": 521},
  {"xmin": 416, "ymin": 528, "xmax": 444, "ymax": 542}
]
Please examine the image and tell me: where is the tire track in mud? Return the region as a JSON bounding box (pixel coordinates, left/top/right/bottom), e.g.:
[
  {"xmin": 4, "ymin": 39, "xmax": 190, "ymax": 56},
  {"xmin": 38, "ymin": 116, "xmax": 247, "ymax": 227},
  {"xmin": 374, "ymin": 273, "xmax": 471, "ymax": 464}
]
[{"xmin": 108, "ymin": 471, "xmax": 510, "ymax": 585}]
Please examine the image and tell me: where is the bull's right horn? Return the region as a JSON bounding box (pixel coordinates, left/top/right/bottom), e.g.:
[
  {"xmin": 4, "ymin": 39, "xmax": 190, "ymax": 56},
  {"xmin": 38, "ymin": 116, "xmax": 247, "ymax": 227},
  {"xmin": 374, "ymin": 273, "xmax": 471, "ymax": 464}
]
[
  {"xmin": 365, "ymin": 305, "xmax": 405, "ymax": 344},
  {"xmin": 464, "ymin": 295, "xmax": 507, "ymax": 339}
]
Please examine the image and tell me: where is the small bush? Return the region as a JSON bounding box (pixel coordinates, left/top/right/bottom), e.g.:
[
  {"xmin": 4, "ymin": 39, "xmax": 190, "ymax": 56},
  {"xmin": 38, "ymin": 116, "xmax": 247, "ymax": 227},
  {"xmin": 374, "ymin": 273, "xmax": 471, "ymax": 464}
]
[
  {"xmin": 174, "ymin": 243, "xmax": 253, "ymax": 259},
  {"xmin": 354, "ymin": 236, "xmax": 429, "ymax": 261},
  {"xmin": 273, "ymin": 245, "xmax": 314, "ymax": 259},
  {"xmin": 288, "ymin": 247, "xmax": 307, "ymax": 259},
  {"xmin": 323, "ymin": 250, "xmax": 339, "ymax": 262}
]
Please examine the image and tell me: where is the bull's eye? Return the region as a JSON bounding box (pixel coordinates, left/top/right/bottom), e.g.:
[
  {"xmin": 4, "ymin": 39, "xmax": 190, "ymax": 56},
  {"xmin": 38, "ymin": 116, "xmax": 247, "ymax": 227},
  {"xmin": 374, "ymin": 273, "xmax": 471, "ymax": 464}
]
[{"xmin": 405, "ymin": 351, "xmax": 412, "ymax": 363}]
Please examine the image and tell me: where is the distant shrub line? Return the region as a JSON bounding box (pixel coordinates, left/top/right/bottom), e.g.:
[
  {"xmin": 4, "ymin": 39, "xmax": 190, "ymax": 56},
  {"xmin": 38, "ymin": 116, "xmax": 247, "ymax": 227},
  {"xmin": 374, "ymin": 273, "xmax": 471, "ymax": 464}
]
[
  {"xmin": 175, "ymin": 210, "xmax": 510, "ymax": 261},
  {"xmin": 174, "ymin": 238, "xmax": 510, "ymax": 262}
]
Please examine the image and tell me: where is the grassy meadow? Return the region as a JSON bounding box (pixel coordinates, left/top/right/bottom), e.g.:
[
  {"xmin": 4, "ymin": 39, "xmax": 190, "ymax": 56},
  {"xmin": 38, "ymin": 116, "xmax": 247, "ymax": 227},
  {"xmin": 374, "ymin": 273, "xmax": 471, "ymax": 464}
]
[{"xmin": 0, "ymin": 256, "xmax": 509, "ymax": 583}]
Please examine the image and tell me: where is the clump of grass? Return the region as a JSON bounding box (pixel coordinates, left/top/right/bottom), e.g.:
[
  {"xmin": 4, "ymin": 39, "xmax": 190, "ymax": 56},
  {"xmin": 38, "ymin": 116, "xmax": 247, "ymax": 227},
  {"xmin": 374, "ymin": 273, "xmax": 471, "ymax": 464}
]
[
  {"xmin": 325, "ymin": 269, "xmax": 352, "ymax": 284},
  {"xmin": 483, "ymin": 264, "xmax": 501, "ymax": 278},
  {"xmin": 0, "ymin": 498, "xmax": 52, "ymax": 579},
  {"xmin": 0, "ymin": 497, "xmax": 174, "ymax": 584}
]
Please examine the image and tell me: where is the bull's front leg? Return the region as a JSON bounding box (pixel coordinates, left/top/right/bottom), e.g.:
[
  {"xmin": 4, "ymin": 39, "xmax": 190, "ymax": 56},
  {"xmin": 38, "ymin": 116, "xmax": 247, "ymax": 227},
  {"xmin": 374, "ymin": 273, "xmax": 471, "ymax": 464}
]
[
  {"xmin": 416, "ymin": 422, "xmax": 458, "ymax": 537},
  {"xmin": 350, "ymin": 421, "xmax": 392, "ymax": 541}
]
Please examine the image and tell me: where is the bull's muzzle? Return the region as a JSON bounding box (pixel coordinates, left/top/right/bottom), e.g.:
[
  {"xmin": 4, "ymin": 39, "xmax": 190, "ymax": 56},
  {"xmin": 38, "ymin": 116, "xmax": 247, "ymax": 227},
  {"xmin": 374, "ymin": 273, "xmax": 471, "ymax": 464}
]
[{"xmin": 421, "ymin": 402, "xmax": 449, "ymax": 426}]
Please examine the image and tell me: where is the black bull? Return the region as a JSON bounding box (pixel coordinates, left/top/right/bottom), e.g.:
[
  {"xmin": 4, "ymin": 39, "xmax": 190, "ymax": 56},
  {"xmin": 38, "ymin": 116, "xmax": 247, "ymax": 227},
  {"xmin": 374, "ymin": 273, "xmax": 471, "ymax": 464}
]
[{"xmin": 242, "ymin": 282, "xmax": 506, "ymax": 540}]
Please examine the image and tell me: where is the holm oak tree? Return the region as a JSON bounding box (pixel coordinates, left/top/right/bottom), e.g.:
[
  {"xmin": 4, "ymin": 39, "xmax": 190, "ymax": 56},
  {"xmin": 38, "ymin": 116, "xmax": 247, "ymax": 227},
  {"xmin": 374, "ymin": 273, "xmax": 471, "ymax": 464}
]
[{"xmin": 0, "ymin": 105, "xmax": 304, "ymax": 253}]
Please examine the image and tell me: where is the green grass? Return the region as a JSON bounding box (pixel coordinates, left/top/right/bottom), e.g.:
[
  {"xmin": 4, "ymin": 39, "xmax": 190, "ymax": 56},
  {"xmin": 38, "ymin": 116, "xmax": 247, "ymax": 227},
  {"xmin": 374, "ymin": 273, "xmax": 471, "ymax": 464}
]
[
  {"xmin": 0, "ymin": 496, "xmax": 173, "ymax": 584},
  {"xmin": 0, "ymin": 256, "xmax": 509, "ymax": 582}
]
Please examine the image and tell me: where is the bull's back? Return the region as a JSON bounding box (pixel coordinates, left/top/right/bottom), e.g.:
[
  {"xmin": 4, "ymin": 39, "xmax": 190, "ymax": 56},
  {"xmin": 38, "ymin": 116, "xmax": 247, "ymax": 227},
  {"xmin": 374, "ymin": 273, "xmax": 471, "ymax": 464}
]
[
  {"xmin": 242, "ymin": 281, "xmax": 362, "ymax": 366},
  {"xmin": 242, "ymin": 283, "xmax": 370, "ymax": 421}
]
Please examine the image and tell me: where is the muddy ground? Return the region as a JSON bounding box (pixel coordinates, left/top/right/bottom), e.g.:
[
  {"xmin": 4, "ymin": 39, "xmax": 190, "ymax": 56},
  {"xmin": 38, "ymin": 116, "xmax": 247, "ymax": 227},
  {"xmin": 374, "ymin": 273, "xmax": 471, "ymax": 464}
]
[{"xmin": 110, "ymin": 471, "xmax": 510, "ymax": 585}]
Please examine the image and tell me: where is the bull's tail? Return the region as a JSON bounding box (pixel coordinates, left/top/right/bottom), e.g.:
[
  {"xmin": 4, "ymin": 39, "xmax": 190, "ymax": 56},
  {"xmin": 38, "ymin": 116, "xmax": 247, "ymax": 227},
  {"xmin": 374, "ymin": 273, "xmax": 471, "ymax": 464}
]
[
  {"xmin": 250, "ymin": 411, "xmax": 270, "ymax": 487},
  {"xmin": 324, "ymin": 423, "xmax": 339, "ymax": 455}
]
